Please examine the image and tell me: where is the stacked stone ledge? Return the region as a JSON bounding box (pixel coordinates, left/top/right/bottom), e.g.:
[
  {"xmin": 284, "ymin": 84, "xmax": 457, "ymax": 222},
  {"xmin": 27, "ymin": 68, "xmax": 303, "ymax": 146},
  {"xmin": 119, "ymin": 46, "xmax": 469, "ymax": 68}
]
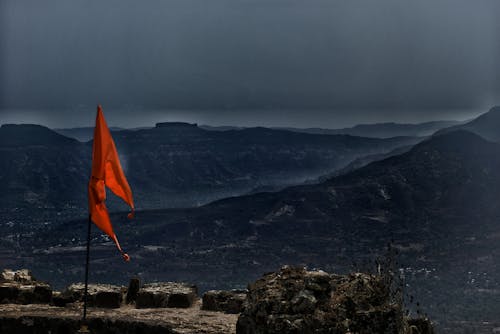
[
  {"xmin": 136, "ymin": 282, "xmax": 198, "ymax": 308},
  {"xmin": 54, "ymin": 283, "xmax": 125, "ymax": 308},
  {"xmin": 57, "ymin": 280, "xmax": 200, "ymax": 309},
  {"xmin": 1, "ymin": 269, "xmax": 200, "ymax": 310},
  {"xmin": 0, "ymin": 269, "xmax": 52, "ymax": 305}
]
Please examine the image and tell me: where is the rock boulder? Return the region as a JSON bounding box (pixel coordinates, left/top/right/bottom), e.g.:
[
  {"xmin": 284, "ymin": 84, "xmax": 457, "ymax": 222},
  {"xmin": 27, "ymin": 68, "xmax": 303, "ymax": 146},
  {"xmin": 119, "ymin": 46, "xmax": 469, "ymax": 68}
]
[
  {"xmin": 236, "ymin": 266, "xmax": 408, "ymax": 334},
  {"xmin": 408, "ymin": 318, "xmax": 435, "ymax": 334},
  {"xmin": 136, "ymin": 282, "xmax": 197, "ymax": 309},
  {"xmin": 58, "ymin": 283, "xmax": 124, "ymax": 308},
  {"xmin": 202, "ymin": 290, "xmax": 247, "ymax": 314},
  {"xmin": 0, "ymin": 269, "xmax": 52, "ymax": 305},
  {"xmin": 1, "ymin": 269, "xmax": 36, "ymax": 283}
]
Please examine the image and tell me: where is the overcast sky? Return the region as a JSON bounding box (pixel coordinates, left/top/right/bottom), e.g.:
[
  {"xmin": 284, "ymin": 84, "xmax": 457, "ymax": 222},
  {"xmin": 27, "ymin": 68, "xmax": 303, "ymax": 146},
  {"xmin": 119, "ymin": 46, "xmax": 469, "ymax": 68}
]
[{"xmin": 0, "ymin": 0, "xmax": 499, "ymax": 128}]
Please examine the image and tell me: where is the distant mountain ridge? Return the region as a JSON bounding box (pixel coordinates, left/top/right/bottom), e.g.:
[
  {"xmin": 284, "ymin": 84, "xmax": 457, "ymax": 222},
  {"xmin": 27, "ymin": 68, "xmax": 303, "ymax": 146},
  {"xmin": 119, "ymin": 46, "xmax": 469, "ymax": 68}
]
[
  {"xmin": 56, "ymin": 119, "xmax": 459, "ymax": 142},
  {"xmin": 0, "ymin": 122, "xmax": 420, "ymax": 210},
  {"xmin": 0, "ymin": 124, "xmax": 80, "ymax": 147},
  {"xmin": 109, "ymin": 124, "xmax": 421, "ymax": 208},
  {"xmin": 434, "ymin": 106, "xmax": 500, "ymax": 142},
  {"xmin": 274, "ymin": 120, "xmax": 462, "ymax": 138},
  {"xmin": 0, "ymin": 124, "xmax": 89, "ymax": 209},
  {"xmin": 54, "ymin": 126, "xmax": 125, "ymax": 142}
]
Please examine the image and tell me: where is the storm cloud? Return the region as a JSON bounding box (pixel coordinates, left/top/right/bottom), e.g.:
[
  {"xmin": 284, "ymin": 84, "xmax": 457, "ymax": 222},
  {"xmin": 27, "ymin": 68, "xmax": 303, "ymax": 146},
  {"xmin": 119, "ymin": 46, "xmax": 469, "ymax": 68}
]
[{"xmin": 0, "ymin": 0, "xmax": 499, "ymax": 127}]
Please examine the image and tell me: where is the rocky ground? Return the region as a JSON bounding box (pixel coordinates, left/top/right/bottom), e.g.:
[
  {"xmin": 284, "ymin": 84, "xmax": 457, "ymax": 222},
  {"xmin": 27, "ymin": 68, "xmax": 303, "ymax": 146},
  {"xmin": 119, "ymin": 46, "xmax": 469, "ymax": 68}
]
[
  {"xmin": 0, "ymin": 268, "xmax": 433, "ymax": 334},
  {"xmin": 0, "ymin": 302, "xmax": 237, "ymax": 334}
]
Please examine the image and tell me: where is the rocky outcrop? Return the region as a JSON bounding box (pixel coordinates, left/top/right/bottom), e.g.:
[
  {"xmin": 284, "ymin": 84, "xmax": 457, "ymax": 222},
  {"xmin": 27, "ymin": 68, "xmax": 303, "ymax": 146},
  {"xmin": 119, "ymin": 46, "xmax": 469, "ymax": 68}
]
[
  {"xmin": 56, "ymin": 283, "xmax": 125, "ymax": 308},
  {"xmin": 1, "ymin": 269, "xmax": 36, "ymax": 283},
  {"xmin": 0, "ymin": 282, "xmax": 52, "ymax": 305},
  {"xmin": 202, "ymin": 290, "xmax": 247, "ymax": 314},
  {"xmin": 136, "ymin": 282, "xmax": 198, "ymax": 308},
  {"xmin": 0, "ymin": 269, "xmax": 52, "ymax": 305},
  {"xmin": 236, "ymin": 266, "xmax": 429, "ymax": 334}
]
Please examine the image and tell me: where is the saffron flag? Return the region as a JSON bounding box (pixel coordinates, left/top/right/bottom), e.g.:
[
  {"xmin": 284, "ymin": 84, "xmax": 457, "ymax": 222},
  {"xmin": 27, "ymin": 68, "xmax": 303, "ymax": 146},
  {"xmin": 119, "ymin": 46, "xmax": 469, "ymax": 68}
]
[{"xmin": 88, "ymin": 105, "xmax": 134, "ymax": 261}]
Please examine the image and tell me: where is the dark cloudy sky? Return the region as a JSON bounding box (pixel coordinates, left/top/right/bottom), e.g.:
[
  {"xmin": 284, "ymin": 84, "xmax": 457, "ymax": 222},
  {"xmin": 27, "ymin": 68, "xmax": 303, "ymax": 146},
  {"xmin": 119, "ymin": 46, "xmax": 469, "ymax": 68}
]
[{"xmin": 0, "ymin": 0, "xmax": 499, "ymax": 128}]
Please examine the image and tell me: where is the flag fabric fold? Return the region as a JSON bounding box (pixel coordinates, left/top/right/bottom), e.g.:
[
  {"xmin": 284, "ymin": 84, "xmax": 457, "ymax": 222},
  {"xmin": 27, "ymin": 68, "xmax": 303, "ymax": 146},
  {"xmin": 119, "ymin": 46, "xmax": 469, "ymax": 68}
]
[{"xmin": 88, "ymin": 105, "xmax": 134, "ymax": 261}]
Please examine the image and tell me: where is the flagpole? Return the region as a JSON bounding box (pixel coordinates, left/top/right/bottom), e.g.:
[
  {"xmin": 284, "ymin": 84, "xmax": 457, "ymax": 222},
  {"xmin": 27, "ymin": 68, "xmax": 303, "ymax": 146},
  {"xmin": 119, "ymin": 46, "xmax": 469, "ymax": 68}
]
[{"xmin": 82, "ymin": 213, "xmax": 92, "ymax": 325}]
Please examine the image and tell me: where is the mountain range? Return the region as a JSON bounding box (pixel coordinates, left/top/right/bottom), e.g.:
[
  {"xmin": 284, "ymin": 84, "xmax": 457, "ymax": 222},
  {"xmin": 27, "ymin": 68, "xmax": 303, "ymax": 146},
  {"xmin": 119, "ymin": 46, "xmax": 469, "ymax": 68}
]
[
  {"xmin": 54, "ymin": 119, "xmax": 461, "ymax": 142},
  {"xmin": 275, "ymin": 119, "xmax": 463, "ymax": 138},
  {"xmin": 10, "ymin": 129, "xmax": 498, "ymax": 333},
  {"xmin": 434, "ymin": 106, "xmax": 500, "ymax": 142},
  {"xmin": 54, "ymin": 126, "xmax": 124, "ymax": 142},
  {"xmin": 0, "ymin": 122, "xmax": 420, "ymax": 211},
  {"xmin": 3, "ymin": 107, "xmax": 500, "ymax": 332}
]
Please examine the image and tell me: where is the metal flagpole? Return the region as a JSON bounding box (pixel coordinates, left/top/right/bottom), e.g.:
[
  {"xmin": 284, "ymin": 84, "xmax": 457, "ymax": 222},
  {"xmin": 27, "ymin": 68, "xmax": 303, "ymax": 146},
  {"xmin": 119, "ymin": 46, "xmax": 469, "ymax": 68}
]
[{"xmin": 80, "ymin": 213, "xmax": 92, "ymax": 332}]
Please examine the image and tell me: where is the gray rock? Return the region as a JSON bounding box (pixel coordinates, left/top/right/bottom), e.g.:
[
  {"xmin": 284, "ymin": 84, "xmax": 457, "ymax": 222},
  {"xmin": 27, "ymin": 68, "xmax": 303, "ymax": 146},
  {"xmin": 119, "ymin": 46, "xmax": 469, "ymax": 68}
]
[
  {"xmin": 0, "ymin": 282, "xmax": 52, "ymax": 305},
  {"xmin": 136, "ymin": 289, "xmax": 168, "ymax": 308},
  {"xmin": 290, "ymin": 290, "xmax": 316, "ymax": 313},
  {"xmin": 167, "ymin": 292, "xmax": 194, "ymax": 308},
  {"xmin": 51, "ymin": 291, "xmax": 70, "ymax": 307},
  {"xmin": 136, "ymin": 282, "xmax": 197, "ymax": 309},
  {"xmin": 59, "ymin": 283, "xmax": 124, "ymax": 308},
  {"xmin": 202, "ymin": 290, "xmax": 247, "ymax": 314},
  {"xmin": 126, "ymin": 278, "xmax": 140, "ymax": 304},
  {"xmin": 0, "ymin": 284, "xmax": 19, "ymax": 303},
  {"xmin": 95, "ymin": 291, "xmax": 122, "ymax": 309},
  {"xmin": 236, "ymin": 266, "xmax": 410, "ymax": 334},
  {"xmin": 1, "ymin": 269, "xmax": 35, "ymax": 283},
  {"xmin": 19, "ymin": 284, "xmax": 52, "ymax": 304},
  {"xmin": 408, "ymin": 318, "xmax": 435, "ymax": 334}
]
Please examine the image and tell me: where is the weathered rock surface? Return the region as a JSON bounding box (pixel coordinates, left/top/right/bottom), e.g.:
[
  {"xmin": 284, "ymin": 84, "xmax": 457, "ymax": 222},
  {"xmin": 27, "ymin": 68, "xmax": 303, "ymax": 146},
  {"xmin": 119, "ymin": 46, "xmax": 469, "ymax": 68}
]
[
  {"xmin": 1, "ymin": 269, "xmax": 36, "ymax": 283},
  {"xmin": 0, "ymin": 303, "xmax": 237, "ymax": 334},
  {"xmin": 58, "ymin": 283, "xmax": 124, "ymax": 308},
  {"xmin": 236, "ymin": 266, "xmax": 413, "ymax": 334},
  {"xmin": 0, "ymin": 269, "xmax": 52, "ymax": 305},
  {"xmin": 51, "ymin": 291, "xmax": 69, "ymax": 307},
  {"xmin": 408, "ymin": 318, "xmax": 435, "ymax": 334},
  {"xmin": 136, "ymin": 282, "xmax": 198, "ymax": 309},
  {"xmin": 202, "ymin": 290, "xmax": 247, "ymax": 314}
]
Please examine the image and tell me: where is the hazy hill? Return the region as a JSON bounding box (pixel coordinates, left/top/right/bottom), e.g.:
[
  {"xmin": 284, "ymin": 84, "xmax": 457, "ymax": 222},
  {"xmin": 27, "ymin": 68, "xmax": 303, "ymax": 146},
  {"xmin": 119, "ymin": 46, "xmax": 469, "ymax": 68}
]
[
  {"xmin": 56, "ymin": 120, "xmax": 458, "ymax": 142},
  {"xmin": 53, "ymin": 126, "xmax": 125, "ymax": 142},
  {"xmin": 276, "ymin": 120, "xmax": 461, "ymax": 138},
  {"xmin": 0, "ymin": 124, "xmax": 80, "ymax": 147},
  {"xmin": 0, "ymin": 122, "xmax": 420, "ymax": 210},
  {"xmin": 109, "ymin": 123, "xmax": 421, "ymax": 208},
  {"xmin": 434, "ymin": 106, "xmax": 500, "ymax": 142},
  {"xmin": 0, "ymin": 124, "xmax": 90, "ymax": 209},
  {"xmin": 318, "ymin": 144, "xmax": 413, "ymax": 180}
]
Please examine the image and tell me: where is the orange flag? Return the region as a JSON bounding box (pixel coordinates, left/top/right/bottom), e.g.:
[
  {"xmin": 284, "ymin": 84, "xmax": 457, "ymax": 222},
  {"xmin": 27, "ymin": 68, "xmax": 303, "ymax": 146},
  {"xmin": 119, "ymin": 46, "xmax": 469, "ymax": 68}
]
[{"xmin": 88, "ymin": 105, "xmax": 134, "ymax": 261}]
